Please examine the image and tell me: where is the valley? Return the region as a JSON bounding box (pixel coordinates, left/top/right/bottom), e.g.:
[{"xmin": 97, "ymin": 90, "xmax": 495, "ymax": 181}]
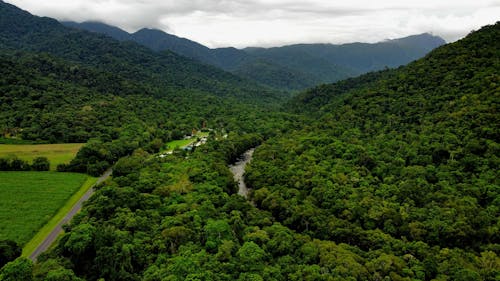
[{"xmin": 0, "ymin": 1, "xmax": 498, "ymax": 280}]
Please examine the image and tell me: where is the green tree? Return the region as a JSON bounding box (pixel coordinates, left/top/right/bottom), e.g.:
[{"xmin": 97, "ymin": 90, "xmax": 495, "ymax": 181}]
[
  {"xmin": 0, "ymin": 257, "xmax": 33, "ymax": 281},
  {"xmin": 0, "ymin": 240, "xmax": 21, "ymax": 268},
  {"xmin": 31, "ymin": 157, "xmax": 50, "ymax": 171}
]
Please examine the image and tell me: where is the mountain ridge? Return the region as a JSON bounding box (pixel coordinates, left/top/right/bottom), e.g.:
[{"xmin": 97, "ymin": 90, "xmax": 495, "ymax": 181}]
[
  {"xmin": 0, "ymin": 1, "xmax": 283, "ymax": 103},
  {"xmin": 62, "ymin": 20, "xmax": 446, "ymax": 90}
]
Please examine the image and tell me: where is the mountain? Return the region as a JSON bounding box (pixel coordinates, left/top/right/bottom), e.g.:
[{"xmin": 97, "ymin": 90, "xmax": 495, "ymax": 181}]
[
  {"xmin": 245, "ymin": 22, "xmax": 500, "ymax": 278},
  {"xmin": 0, "ymin": 0, "xmax": 290, "ymax": 175},
  {"xmin": 16, "ymin": 20, "xmax": 500, "ymax": 281},
  {"xmin": 61, "ymin": 21, "xmax": 131, "ymax": 41},
  {"xmin": 0, "ymin": 2, "xmax": 281, "ymax": 102},
  {"xmin": 245, "ymin": 33, "xmax": 446, "ymax": 76},
  {"xmin": 63, "ymin": 20, "xmax": 446, "ymax": 90},
  {"xmin": 60, "ymin": 21, "xmax": 244, "ymax": 69}
]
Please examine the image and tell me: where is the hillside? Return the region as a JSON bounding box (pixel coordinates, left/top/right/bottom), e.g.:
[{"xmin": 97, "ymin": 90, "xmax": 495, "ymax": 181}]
[
  {"xmin": 12, "ymin": 21, "xmax": 499, "ymax": 281},
  {"xmin": 0, "ymin": 1, "xmax": 281, "ymax": 102},
  {"xmin": 0, "ymin": 1, "xmax": 292, "ymax": 176},
  {"xmin": 63, "ymin": 20, "xmax": 445, "ymax": 90},
  {"xmin": 245, "ymin": 22, "xmax": 500, "ymax": 279}
]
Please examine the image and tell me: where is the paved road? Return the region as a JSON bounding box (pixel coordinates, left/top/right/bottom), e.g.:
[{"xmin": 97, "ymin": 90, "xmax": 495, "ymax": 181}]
[{"xmin": 29, "ymin": 169, "xmax": 113, "ymax": 261}]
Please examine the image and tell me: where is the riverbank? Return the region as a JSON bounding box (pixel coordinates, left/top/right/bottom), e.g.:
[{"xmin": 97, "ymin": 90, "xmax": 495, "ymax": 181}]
[{"xmin": 228, "ymin": 148, "xmax": 255, "ymax": 198}]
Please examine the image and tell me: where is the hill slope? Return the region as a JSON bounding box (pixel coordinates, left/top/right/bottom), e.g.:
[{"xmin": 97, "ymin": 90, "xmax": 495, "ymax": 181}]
[
  {"xmin": 0, "ymin": 1, "xmax": 280, "ymax": 102},
  {"xmin": 0, "ymin": 1, "xmax": 292, "ymax": 175},
  {"xmin": 63, "ymin": 20, "xmax": 445, "ymax": 90},
  {"xmin": 245, "ymin": 22, "xmax": 500, "ymax": 278},
  {"xmin": 23, "ymin": 23, "xmax": 500, "ymax": 281}
]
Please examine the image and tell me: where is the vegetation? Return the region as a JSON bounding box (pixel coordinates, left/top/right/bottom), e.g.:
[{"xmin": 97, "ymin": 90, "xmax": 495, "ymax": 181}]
[
  {"xmin": 0, "ymin": 144, "xmax": 83, "ymax": 171},
  {"xmin": 21, "ymin": 177, "xmax": 97, "ymax": 258},
  {"xmin": 0, "ymin": 172, "xmax": 89, "ymax": 246},
  {"xmin": 0, "ymin": 1, "xmax": 498, "ymax": 280},
  {"xmin": 245, "ymin": 23, "xmax": 500, "ymax": 279},
  {"xmin": 64, "ymin": 21, "xmax": 445, "ymax": 91},
  {"xmin": 0, "ymin": 240, "xmax": 21, "ymax": 268}
]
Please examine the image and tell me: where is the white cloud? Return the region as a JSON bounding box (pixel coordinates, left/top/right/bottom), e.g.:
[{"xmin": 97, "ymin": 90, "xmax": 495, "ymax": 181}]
[{"xmin": 5, "ymin": 0, "xmax": 500, "ymax": 48}]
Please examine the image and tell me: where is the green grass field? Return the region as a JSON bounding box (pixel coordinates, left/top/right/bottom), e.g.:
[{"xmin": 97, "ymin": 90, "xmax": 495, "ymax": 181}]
[
  {"xmin": 163, "ymin": 132, "xmax": 210, "ymax": 151},
  {"xmin": 165, "ymin": 139, "xmax": 195, "ymax": 150},
  {"xmin": 0, "ymin": 143, "xmax": 83, "ymax": 170},
  {"xmin": 0, "ymin": 172, "xmax": 90, "ymax": 247}
]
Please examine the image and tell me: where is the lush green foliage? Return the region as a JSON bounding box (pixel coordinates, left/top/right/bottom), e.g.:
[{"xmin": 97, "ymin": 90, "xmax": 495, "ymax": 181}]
[
  {"xmin": 0, "ymin": 2, "xmax": 283, "ymax": 102},
  {"xmin": 1, "ymin": 2, "xmax": 498, "ymax": 280},
  {"xmin": 0, "ymin": 257, "xmax": 33, "ymax": 281},
  {"xmin": 0, "ymin": 172, "xmax": 89, "ymax": 246},
  {"xmin": 0, "ymin": 240, "xmax": 21, "ymax": 268},
  {"xmin": 244, "ymin": 23, "xmax": 500, "ymax": 279},
  {"xmin": 0, "ymin": 1, "xmax": 294, "ymax": 174}
]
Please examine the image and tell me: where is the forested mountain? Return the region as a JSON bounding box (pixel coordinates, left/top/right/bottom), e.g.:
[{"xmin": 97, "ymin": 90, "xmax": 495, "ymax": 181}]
[
  {"xmin": 1, "ymin": 0, "xmax": 498, "ymax": 280},
  {"xmin": 244, "ymin": 22, "xmax": 500, "ymax": 279},
  {"xmin": 1, "ymin": 8, "xmax": 494, "ymax": 279},
  {"xmin": 61, "ymin": 21, "xmax": 253, "ymax": 70},
  {"xmin": 0, "ymin": 1, "xmax": 281, "ymax": 102},
  {"xmin": 0, "ymin": 1, "xmax": 289, "ymax": 175},
  {"xmin": 246, "ymin": 33, "xmax": 445, "ymax": 74},
  {"xmin": 63, "ymin": 20, "xmax": 445, "ymax": 90}
]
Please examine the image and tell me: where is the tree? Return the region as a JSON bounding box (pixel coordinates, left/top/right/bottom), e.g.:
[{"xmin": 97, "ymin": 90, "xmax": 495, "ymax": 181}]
[
  {"xmin": 0, "ymin": 257, "xmax": 33, "ymax": 281},
  {"xmin": 31, "ymin": 157, "xmax": 50, "ymax": 171},
  {"xmin": 0, "ymin": 240, "xmax": 21, "ymax": 268}
]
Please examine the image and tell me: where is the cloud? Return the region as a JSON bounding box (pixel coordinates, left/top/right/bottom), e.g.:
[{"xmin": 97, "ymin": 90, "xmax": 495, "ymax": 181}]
[{"xmin": 5, "ymin": 0, "xmax": 500, "ymax": 48}]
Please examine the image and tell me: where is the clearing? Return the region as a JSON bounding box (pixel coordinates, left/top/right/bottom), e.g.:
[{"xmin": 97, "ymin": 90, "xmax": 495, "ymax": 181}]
[
  {"xmin": 163, "ymin": 132, "xmax": 209, "ymax": 151},
  {"xmin": 0, "ymin": 171, "xmax": 93, "ymax": 249},
  {"xmin": 0, "ymin": 143, "xmax": 83, "ymax": 170}
]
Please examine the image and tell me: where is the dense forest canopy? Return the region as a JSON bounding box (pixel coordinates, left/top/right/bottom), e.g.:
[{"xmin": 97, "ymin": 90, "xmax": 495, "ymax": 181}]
[{"xmin": 0, "ymin": 1, "xmax": 499, "ymax": 280}]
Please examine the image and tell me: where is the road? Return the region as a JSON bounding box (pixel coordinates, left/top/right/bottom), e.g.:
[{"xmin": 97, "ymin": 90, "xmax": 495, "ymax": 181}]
[{"xmin": 29, "ymin": 168, "xmax": 113, "ymax": 261}]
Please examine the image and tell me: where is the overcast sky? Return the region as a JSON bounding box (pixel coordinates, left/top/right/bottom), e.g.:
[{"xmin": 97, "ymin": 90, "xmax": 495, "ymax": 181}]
[{"xmin": 5, "ymin": 0, "xmax": 500, "ymax": 48}]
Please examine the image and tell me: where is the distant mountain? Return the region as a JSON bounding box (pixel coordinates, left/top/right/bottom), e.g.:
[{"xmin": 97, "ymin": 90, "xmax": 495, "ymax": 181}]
[
  {"xmin": 245, "ymin": 33, "xmax": 446, "ymax": 75},
  {"xmin": 61, "ymin": 21, "xmax": 240, "ymax": 68},
  {"xmin": 0, "ymin": 2, "xmax": 283, "ymax": 103},
  {"xmin": 0, "ymin": 0, "xmax": 289, "ymax": 146},
  {"xmin": 63, "ymin": 20, "xmax": 445, "ymax": 90},
  {"xmin": 61, "ymin": 21, "xmax": 131, "ymax": 41}
]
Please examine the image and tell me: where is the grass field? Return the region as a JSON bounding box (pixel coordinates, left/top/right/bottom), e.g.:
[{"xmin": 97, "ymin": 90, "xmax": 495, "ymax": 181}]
[
  {"xmin": 164, "ymin": 132, "xmax": 210, "ymax": 151},
  {"xmin": 0, "ymin": 143, "xmax": 83, "ymax": 170},
  {"xmin": 22, "ymin": 176, "xmax": 96, "ymax": 257},
  {"xmin": 0, "ymin": 171, "xmax": 91, "ymax": 248},
  {"xmin": 165, "ymin": 139, "xmax": 195, "ymax": 150}
]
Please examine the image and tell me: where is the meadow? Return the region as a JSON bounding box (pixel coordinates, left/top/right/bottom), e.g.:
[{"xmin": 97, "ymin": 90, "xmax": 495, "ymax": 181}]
[
  {"xmin": 0, "ymin": 143, "xmax": 83, "ymax": 170},
  {"xmin": 0, "ymin": 171, "xmax": 90, "ymax": 247}
]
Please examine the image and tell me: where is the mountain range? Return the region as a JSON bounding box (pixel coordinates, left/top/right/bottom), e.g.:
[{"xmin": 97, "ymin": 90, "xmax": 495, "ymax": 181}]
[
  {"xmin": 62, "ymin": 21, "xmax": 446, "ymax": 90},
  {"xmin": 1, "ymin": 0, "xmax": 499, "ymax": 280}
]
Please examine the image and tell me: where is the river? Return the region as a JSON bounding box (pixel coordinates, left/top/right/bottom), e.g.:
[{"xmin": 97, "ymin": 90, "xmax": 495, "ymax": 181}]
[{"xmin": 228, "ymin": 148, "xmax": 255, "ymax": 198}]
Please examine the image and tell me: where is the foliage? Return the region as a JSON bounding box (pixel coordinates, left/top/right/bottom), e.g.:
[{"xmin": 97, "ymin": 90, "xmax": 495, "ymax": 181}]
[
  {"xmin": 0, "ymin": 240, "xmax": 21, "ymax": 269},
  {"xmin": 30, "ymin": 157, "xmax": 50, "ymax": 171},
  {"xmin": 64, "ymin": 21, "xmax": 445, "ymax": 91},
  {"xmin": 0, "ymin": 257, "xmax": 33, "ymax": 281},
  {"xmin": 1, "ymin": 2, "xmax": 499, "ymax": 280},
  {"xmin": 245, "ymin": 22, "xmax": 500, "ymax": 279}
]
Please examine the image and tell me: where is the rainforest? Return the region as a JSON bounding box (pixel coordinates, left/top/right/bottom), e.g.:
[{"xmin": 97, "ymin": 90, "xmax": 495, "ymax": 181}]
[{"xmin": 0, "ymin": 1, "xmax": 498, "ymax": 280}]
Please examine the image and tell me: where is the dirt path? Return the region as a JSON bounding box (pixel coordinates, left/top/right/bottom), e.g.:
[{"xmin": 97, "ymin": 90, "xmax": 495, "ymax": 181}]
[{"xmin": 29, "ymin": 169, "xmax": 113, "ymax": 261}]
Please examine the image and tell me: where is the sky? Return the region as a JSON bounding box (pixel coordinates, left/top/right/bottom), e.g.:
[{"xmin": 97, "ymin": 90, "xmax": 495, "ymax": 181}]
[{"xmin": 5, "ymin": 0, "xmax": 500, "ymax": 48}]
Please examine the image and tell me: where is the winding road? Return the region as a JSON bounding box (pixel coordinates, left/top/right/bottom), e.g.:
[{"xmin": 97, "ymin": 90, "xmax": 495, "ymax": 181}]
[{"xmin": 29, "ymin": 168, "xmax": 113, "ymax": 261}]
